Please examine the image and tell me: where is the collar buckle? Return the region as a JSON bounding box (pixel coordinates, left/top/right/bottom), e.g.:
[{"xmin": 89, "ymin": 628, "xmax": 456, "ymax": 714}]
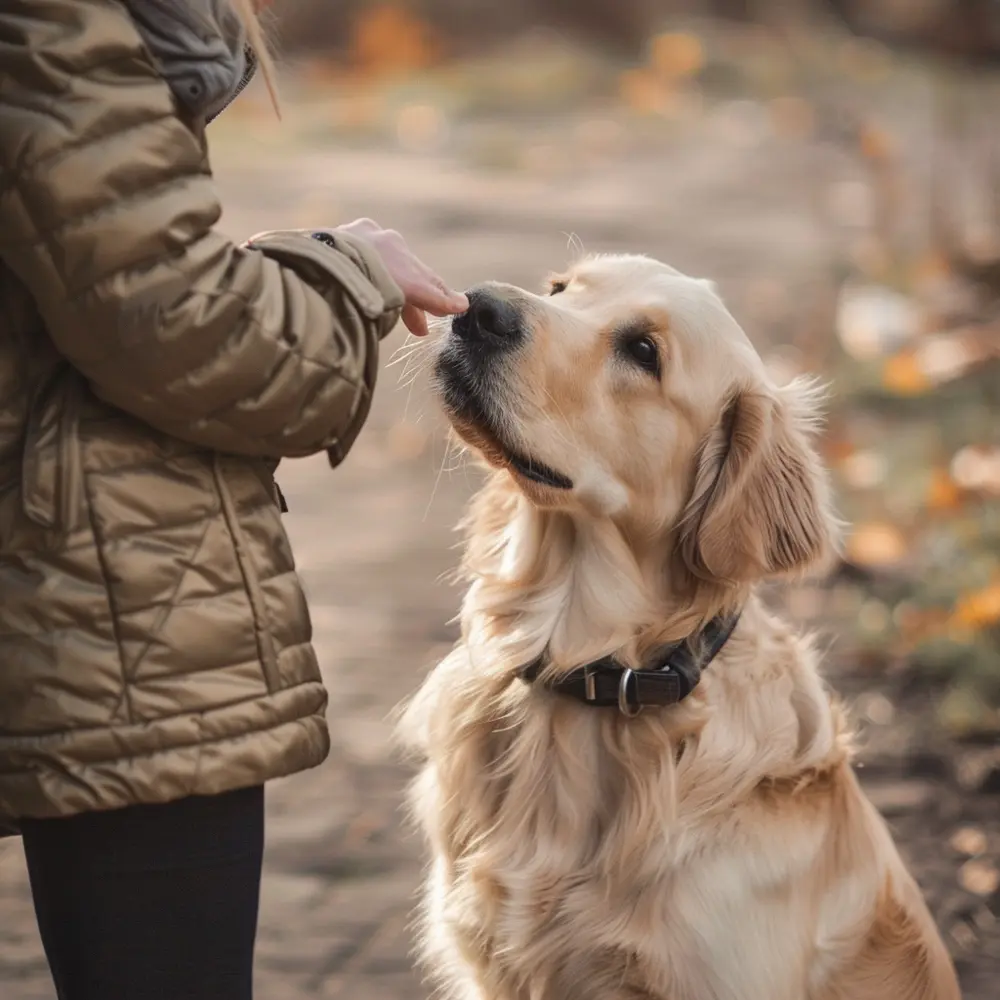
[
  {"xmin": 619, "ymin": 667, "xmax": 684, "ymax": 715},
  {"xmin": 618, "ymin": 668, "xmax": 643, "ymax": 717}
]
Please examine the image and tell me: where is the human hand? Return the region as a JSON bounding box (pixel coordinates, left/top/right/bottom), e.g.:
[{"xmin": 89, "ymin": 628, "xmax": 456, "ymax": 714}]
[{"xmin": 328, "ymin": 218, "xmax": 468, "ymax": 337}]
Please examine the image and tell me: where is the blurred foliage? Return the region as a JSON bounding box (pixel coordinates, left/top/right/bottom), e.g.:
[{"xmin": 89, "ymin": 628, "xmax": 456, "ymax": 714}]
[
  {"xmin": 274, "ymin": 0, "xmax": 1000, "ymax": 63},
  {"xmin": 825, "ymin": 83, "xmax": 1000, "ymax": 739},
  {"xmin": 257, "ymin": 2, "xmax": 1000, "ymax": 739},
  {"xmin": 826, "ymin": 0, "xmax": 1000, "ymax": 65}
]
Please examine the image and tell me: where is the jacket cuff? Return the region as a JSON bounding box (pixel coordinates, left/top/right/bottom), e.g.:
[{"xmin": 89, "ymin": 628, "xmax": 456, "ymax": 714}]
[
  {"xmin": 313, "ymin": 231, "xmax": 405, "ymax": 315},
  {"xmin": 245, "ymin": 230, "xmax": 404, "ymax": 339}
]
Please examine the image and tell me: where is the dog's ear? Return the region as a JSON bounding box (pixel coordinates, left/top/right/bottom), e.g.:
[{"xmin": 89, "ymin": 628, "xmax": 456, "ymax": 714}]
[{"xmin": 677, "ymin": 377, "xmax": 838, "ymax": 586}]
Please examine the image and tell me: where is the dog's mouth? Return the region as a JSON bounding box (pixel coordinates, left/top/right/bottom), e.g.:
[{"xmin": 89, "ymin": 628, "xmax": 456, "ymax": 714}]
[
  {"xmin": 503, "ymin": 446, "xmax": 574, "ymax": 490},
  {"xmin": 435, "ymin": 348, "xmax": 574, "ymax": 492},
  {"xmin": 453, "ymin": 406, "xmax": 575, "ymax": 492}
]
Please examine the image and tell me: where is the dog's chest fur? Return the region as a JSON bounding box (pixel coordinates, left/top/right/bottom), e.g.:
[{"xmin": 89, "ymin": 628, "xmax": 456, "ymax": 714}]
[{"xmin": 403, "ymin": 615, "xmax": 875, "ymax": 1000}]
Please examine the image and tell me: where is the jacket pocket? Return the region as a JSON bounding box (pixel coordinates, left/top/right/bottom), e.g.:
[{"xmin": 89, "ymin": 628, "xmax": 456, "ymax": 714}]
[
  {"xmin": 211, "ymin": 454, "xmax": 282, "ymax": 693},
  {"xmin": 21, "ymin": 364, "xmax": 85, "ymax": 538}
]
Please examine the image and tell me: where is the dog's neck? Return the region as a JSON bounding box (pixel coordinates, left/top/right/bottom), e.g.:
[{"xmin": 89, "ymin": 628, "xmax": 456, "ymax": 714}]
[
  {"xmin": 459, "ymin": 475, "xmax": 746, "ymax": 676},
  {"xmin": 401, "ymin": 475, "xmax": 850, "ymax": 885}
]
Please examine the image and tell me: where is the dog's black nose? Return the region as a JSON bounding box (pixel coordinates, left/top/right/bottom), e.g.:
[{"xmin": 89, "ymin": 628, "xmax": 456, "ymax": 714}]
[{"xmin": 452, "ymin": 287, "xmax": 523, "ymax": 348}]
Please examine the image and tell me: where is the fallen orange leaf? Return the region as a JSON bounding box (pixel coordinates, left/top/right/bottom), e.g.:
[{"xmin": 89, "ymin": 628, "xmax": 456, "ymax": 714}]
[
  {"xmin": 351, "ymin": 4, "xmax": 437, "ymax": 79},
  {"xmin": 926, "ymin": 467, "xmax": 963, "ymax": 513},
  {"xmin": 881, "ymin": 351, "xmax": 931, "ymax": 395},
  {"xmin": 858, "ymin": 123, "xmax": 894, "ymax": 161},
  {"xmin": 618, "ymin": 69, "xmax": 669, "ymax": 115},
  {"xmin": 903, "ymin": 607, "xmax": 952, "ymax": 645},
  {"xmin": 952, "ymin": 581, "xmax": 1000, "ymax": 630},
  {"xmin": 649, "ymin": 32, "xmax": 705, "ymax": 81},
  {"xmin": 822, "ymin": 432, "xmax": 856, "ymax": 464},
  {"xmin": 845, "ymin": 522, "xmax": 908, "ymax": 569}
]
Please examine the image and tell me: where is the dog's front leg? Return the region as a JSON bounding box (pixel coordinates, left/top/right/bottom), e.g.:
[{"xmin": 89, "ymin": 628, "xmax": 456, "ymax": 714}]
[{"xmin": 811, "ymin": 886, "xmax": 960, "ymax": 1000}]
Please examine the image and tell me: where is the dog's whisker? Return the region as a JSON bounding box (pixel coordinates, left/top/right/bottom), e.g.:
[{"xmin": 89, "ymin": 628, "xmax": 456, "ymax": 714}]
[
  {"xmin": 398, "ymin": 367, "xmax": 425, "ymax": 390},
  {"xmin": 422, "ymin": 433, "xmax": 454, "ymax": 522},
  {"xmin": 400, "ymin": 354, "xmax": 433, "ymax": 384},
  {"xmin": 443, "ymin": 444, "xmax": 468, "ymax": 475},
  {"xmin": 399, "ymin": 354, "xmax": 436, "ymax": 422},
  {"xmin": 387, "ymin": 338, "xmax": 431, "ymax": 370},
  {"xmin": 386, "ymin": 342, "xmax": 424, "ymax": 362},
  {"xmin": 563, "ymin": 231, "xmax": 587, "ymax": 263},
  {"xmin": 388, "ymin": 332, "xmax": 424, "ymax": 357},
  {"xmin": 387, "ymin": 347, "xmax": 429, "ymax": 371}
]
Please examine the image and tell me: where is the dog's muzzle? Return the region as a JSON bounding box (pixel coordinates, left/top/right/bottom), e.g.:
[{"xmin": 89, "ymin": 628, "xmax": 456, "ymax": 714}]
[
  {"xmin": 436, "ymin": 285, "xmax": 574, "ymax": 492},
  {"xmin": 451, "ymin": 286, "xmax": 526, "ymax": 352}
]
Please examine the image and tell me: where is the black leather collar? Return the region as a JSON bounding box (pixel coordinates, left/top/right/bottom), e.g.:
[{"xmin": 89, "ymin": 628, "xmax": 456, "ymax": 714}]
[{"xmin": 518, "ymin": 612, "xmax": 741, "ymax": 717}]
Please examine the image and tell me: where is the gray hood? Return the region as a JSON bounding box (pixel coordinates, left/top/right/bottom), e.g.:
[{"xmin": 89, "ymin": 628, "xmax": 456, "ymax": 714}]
[{"xmin": 124, "ymin": 0, "xmax": 255, "ymax": 122}]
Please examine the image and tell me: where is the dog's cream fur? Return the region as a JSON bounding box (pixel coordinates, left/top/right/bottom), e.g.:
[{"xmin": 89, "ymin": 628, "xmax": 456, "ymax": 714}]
[{"xmin": 398, "ymin": 255, "xmax": 960, "ymax": 1000}]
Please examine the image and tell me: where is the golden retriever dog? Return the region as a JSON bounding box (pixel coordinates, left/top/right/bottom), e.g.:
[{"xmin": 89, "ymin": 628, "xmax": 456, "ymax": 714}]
[{"xmin": 397, "ymin": 255, "xmax": 960, "ymax": 1000}]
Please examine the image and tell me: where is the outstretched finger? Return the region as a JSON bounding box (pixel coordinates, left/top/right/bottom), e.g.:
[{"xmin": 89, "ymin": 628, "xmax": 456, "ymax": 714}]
[
  {"xmin": 408, "ymin": 279, "xmax": 469, "ymax": 317},
  {"xmin": 401, "ymin": 303, "xmax": 430, "ymax": 337}
]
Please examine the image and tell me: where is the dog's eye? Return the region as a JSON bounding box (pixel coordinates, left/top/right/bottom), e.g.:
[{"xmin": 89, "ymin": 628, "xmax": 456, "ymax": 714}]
[
  {"xmin": 624, "ymin": 336, "xmax": 660, "ymax": 376},
  {"xmin": 549, "ymin": 281, "xmax": 567, "ymax": 296}
]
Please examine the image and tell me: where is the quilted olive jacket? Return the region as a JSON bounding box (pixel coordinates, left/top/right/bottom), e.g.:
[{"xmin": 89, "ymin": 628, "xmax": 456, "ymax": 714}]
[{"xmin": 0, "ymin": 0, "xmax": 404, "ymax": 831}]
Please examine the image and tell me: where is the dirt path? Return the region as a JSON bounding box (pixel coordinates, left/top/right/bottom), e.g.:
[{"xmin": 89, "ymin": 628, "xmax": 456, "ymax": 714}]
[{"xmin": 1, "ymin": 114, "xmax": 996, "ymax": 998}]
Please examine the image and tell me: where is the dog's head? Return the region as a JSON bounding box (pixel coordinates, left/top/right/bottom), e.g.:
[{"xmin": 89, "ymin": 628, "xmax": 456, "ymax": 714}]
[{"xmin": 435, "ymin": 254, "xmax": 837, "ymax": 592}]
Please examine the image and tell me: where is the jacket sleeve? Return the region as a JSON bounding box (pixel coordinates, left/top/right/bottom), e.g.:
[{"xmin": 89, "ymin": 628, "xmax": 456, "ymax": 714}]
[{"xmin": 0, "ymin": 0, "xmax": 404, "ymax": 460}]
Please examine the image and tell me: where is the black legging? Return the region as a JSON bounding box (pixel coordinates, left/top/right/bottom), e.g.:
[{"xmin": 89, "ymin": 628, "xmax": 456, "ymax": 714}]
[{"xmin": 20, "ymin": 784, "xmax": 265, "ymax": 1000}]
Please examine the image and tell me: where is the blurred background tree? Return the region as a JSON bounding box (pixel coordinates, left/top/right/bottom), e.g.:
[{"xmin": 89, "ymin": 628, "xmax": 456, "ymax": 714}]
[
  {"xmin": 816, "ymin": 0, "xmax": 1000, "ymax": 740},
  {"xmin": 274, "ymin": 0, "xmax": 1000, "ymax": 61},
  {"xmin": 255, "ymin": 0, "xmax": 1000, "ymax": 740}
]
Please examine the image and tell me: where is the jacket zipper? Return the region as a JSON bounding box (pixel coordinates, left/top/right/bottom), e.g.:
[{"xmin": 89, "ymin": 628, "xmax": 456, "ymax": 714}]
[{"xmin": 206, "ymin": 45, "xmax": 257, "ymax": 125}]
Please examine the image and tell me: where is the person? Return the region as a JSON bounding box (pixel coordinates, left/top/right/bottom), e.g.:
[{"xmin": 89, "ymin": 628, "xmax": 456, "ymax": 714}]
[{"xmin": 0, "ymin": 1, "xmax": 468, "ymax": 997}]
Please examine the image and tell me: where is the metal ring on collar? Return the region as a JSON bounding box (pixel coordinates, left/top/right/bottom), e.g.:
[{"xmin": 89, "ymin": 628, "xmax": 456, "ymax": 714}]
[{"xmin": 618, "ymin": 668, "xmax": 643, "ymax": 717}]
